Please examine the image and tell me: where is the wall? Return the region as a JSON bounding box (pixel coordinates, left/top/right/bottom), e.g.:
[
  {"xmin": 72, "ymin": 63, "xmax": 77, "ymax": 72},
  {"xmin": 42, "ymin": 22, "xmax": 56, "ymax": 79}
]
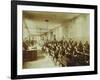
[
  {"xmin": 23, "ymin": 18, "xmax": 63, "ymax": 42},
  {"xmin": 62, "ymin": 14, "xmax": 89, "ymax": 42}
]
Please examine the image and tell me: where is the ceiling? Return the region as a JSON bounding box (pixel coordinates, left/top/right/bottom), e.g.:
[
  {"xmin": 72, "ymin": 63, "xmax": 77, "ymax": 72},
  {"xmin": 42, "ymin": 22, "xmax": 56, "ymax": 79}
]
[
  {"xmin": 23, "ymin": 11, "xmax": 81, "ymax": 23},
  {"xmin": 23, "ymin": 11, "xmax": 82, "ymax": 36}
]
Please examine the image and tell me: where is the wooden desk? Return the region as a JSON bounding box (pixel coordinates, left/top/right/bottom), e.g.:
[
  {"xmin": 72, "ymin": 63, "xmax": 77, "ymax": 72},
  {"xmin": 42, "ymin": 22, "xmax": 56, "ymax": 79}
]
[{"xmin": 23, "ymin": 50, "xmax": 37, "ymax": 62}]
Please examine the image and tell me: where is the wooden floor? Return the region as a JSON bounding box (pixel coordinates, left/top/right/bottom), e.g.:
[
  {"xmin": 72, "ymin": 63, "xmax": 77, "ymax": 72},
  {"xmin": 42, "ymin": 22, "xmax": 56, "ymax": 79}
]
[{"xmin": 23, "ymin": 52, "xmax": 59, "ymax": 69}]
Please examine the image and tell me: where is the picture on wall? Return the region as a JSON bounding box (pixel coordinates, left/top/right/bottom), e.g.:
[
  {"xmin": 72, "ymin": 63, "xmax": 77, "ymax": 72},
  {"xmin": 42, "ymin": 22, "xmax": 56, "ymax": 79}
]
[
  {"xmin": 22, "ymin": 11, "xmax": 90, "ymax": 68},
  {"xmin": 11, "ymin": 0, "xmax": 97, "ymax": 79}
]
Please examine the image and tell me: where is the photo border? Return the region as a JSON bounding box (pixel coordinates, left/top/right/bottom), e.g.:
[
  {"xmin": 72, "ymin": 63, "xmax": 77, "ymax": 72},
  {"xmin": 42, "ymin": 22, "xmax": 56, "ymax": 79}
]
[{"xmin": 11, "ymin": 0, "xmax": 98, "ymax": 79}]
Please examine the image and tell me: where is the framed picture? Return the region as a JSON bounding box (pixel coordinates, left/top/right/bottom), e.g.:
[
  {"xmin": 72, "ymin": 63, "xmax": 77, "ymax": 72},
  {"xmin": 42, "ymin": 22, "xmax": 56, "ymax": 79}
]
[{"xmin": 11, "ymin": 0, "xmax": 97, "ymax": 79}]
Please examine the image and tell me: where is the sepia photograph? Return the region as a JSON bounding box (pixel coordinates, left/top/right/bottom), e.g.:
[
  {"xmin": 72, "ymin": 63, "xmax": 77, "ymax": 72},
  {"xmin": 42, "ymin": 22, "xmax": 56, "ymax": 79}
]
[
  {"xmin": 11, "ymin": 0, "xmax": 97, "ymax": 79},
  {"xmin": 22, "ymin": 11, "xmax": 90, "ymax": 69}
]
